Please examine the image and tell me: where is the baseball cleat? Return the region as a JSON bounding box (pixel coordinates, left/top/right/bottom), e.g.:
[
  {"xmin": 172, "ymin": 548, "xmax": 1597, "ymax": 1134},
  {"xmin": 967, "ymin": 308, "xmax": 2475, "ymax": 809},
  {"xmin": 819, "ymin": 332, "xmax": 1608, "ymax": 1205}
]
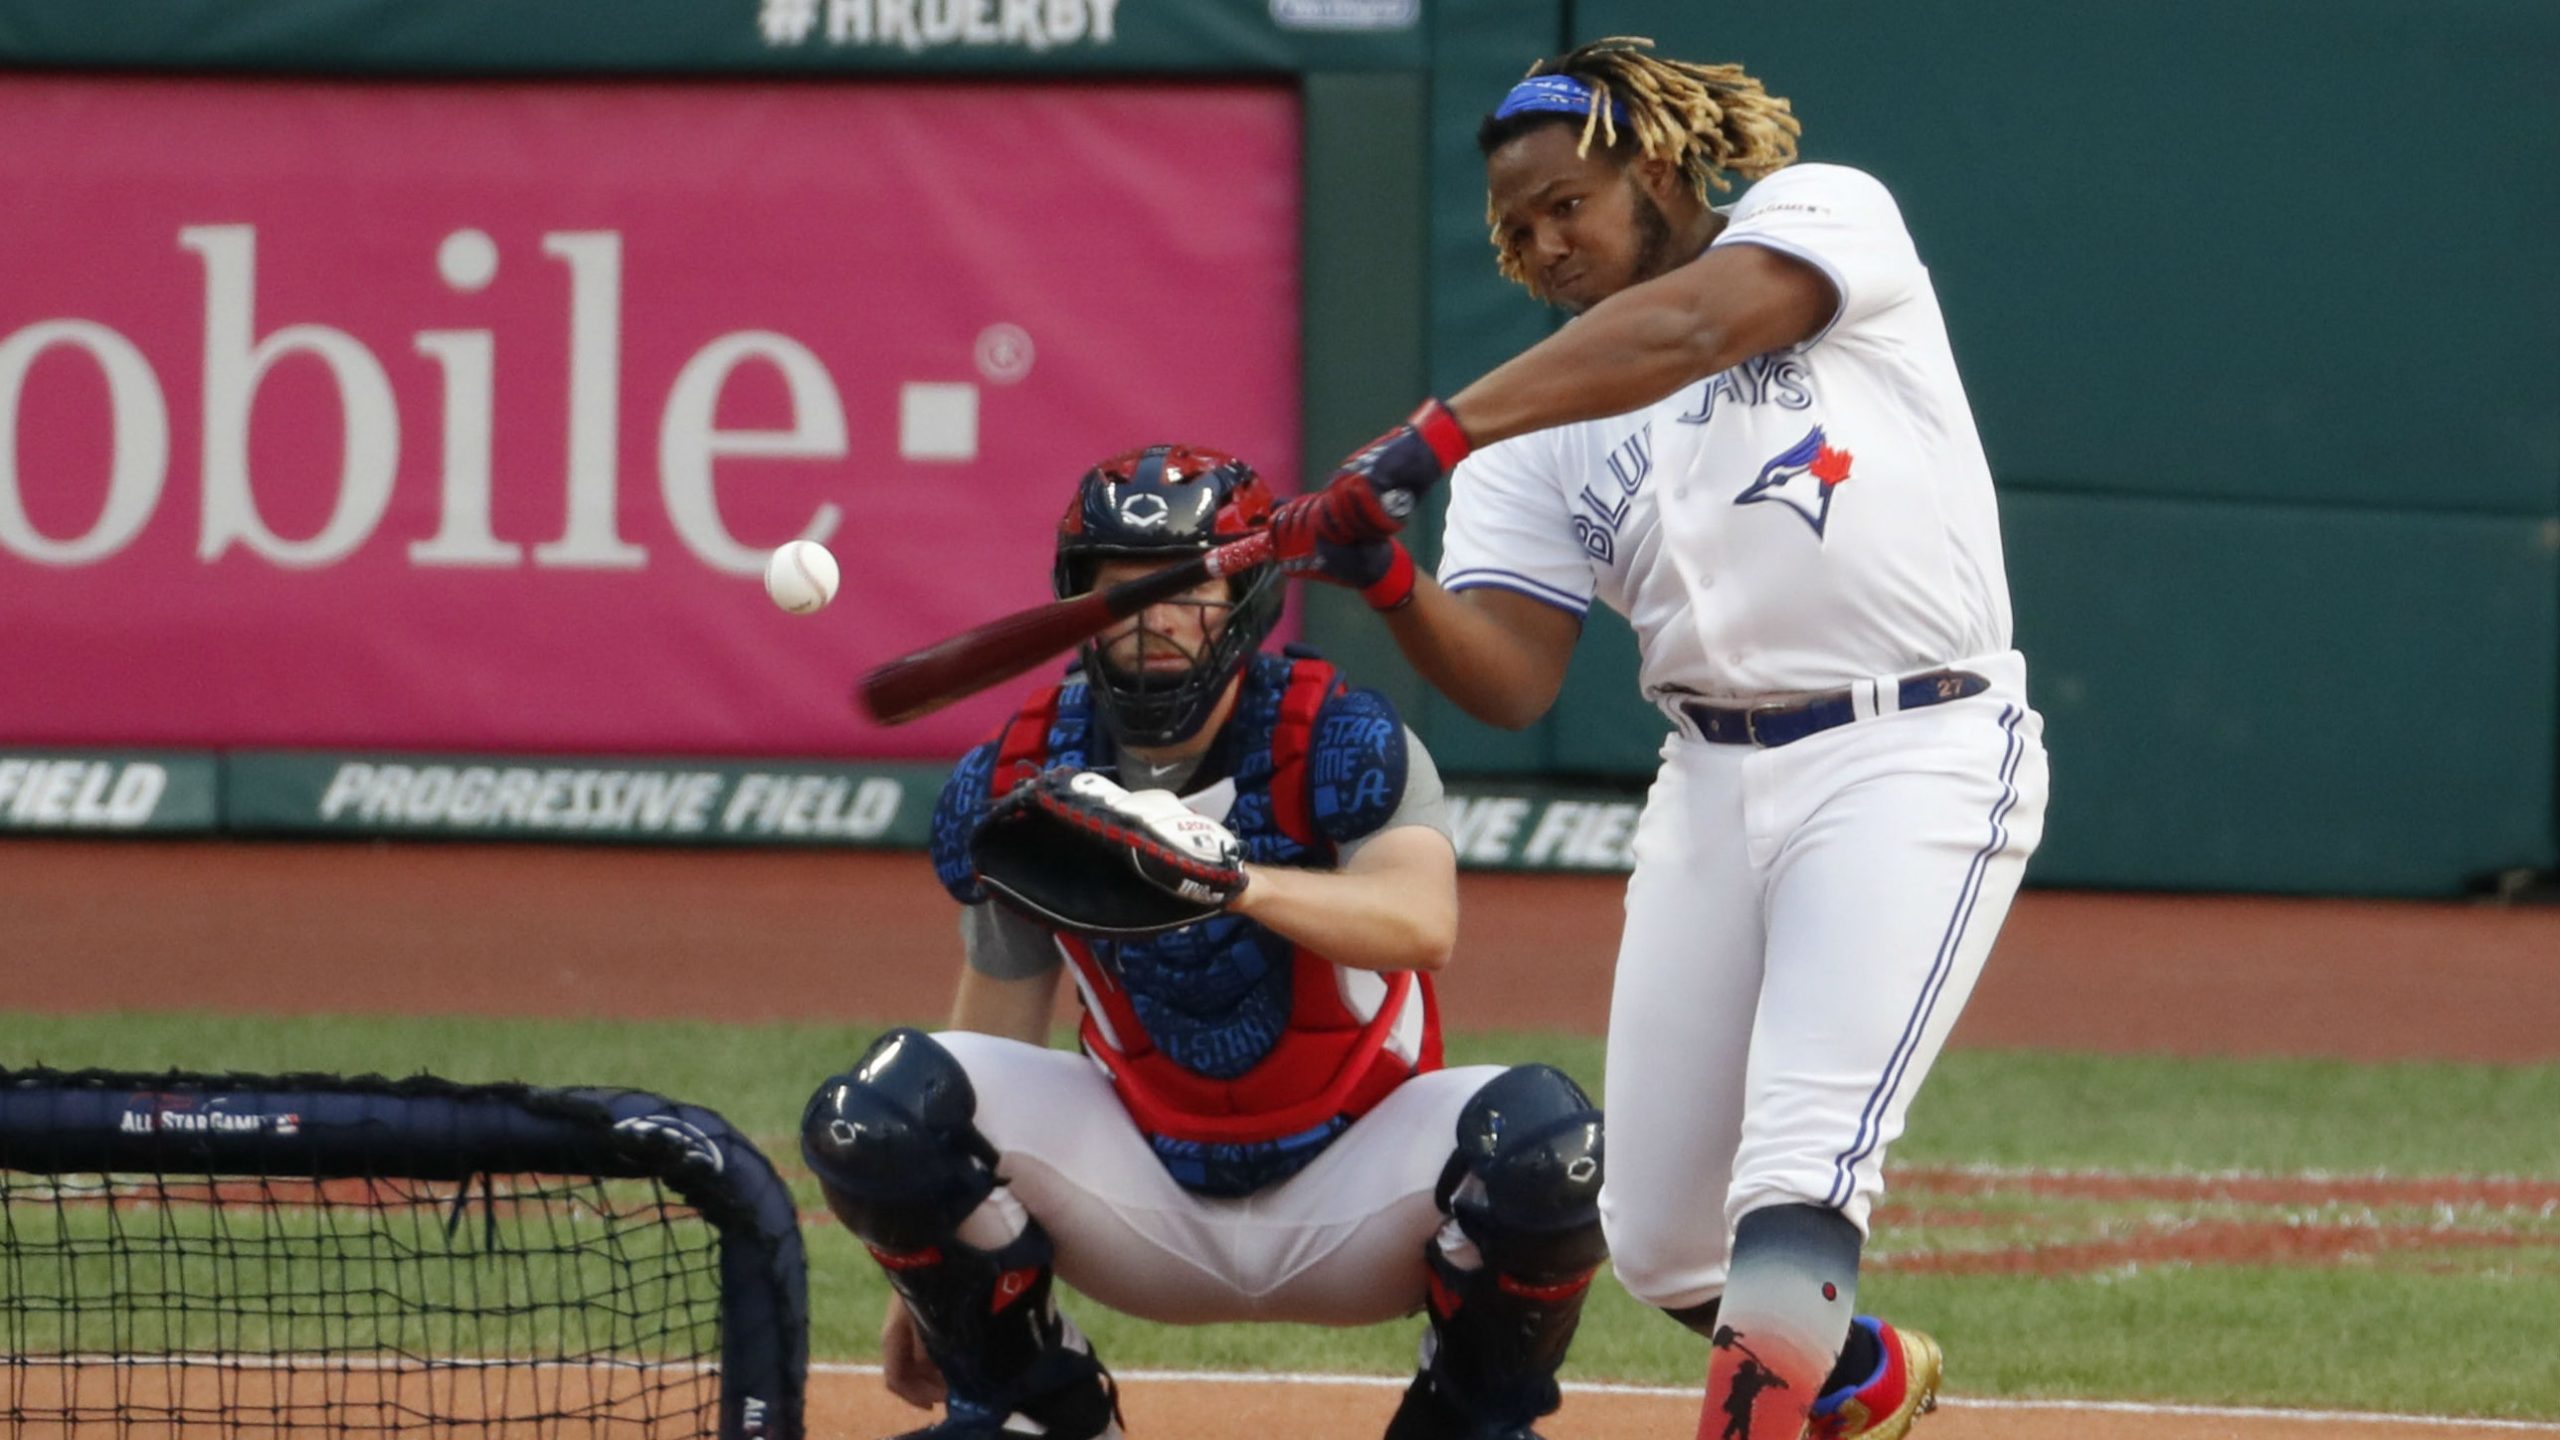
[
  {"xmin": 1805, "ymin": 1318, "xmax": 1941, "ymax": 1440},
  {"xmin": 887, "ymin": 1370, "xmax": 1125, "ymax": 1440},
  {"xmin": 1380, "ymin": 1372, "xmax": 1551, "ymax": 1439}
]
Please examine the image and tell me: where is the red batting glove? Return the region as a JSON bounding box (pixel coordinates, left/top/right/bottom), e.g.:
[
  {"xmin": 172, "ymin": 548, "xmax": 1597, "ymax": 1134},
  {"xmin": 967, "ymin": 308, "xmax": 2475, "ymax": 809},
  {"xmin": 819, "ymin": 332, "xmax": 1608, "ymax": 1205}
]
[
  {"xmin": 1347, "ymin": 538, "xmax": 1417, "ymax": 610},
  {"xmin": 1271, "ymin": 397, "xmax": 1471, "ymax": 567},
  {"xmin": 1272, "ymin": 487, "xmax": 1394, "ymax": 577},
  {"xmin": 1332, "ymin": 399, "xmax": 1473, "ymax": 524},
  {"xmin": 1294, "ymin": 532, "xmax": 1416, "ymax": 610}
]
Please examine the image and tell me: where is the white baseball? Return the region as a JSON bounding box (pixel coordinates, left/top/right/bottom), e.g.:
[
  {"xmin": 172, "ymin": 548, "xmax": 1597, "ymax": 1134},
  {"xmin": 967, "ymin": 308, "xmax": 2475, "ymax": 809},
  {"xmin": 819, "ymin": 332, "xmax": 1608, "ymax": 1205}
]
[{"xmin": 763, "ymin": 540, "xmax": 841, "ymax": 615}]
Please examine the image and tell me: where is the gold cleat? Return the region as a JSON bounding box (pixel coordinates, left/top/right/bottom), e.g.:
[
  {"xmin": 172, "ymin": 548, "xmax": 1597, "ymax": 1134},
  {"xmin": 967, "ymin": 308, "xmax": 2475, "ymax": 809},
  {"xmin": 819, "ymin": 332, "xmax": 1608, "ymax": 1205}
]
[{"xmin": 1806, "ymin": 1321, "xmax": 1941, "ymax": 1440}]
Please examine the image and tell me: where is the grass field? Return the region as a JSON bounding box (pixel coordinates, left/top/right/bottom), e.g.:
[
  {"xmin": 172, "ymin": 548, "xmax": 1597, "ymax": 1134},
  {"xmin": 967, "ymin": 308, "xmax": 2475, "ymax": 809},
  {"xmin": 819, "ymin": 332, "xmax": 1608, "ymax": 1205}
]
[{"xmin": 9, "ymin": 1010, "xmax": 2558, "ymax": 1421}]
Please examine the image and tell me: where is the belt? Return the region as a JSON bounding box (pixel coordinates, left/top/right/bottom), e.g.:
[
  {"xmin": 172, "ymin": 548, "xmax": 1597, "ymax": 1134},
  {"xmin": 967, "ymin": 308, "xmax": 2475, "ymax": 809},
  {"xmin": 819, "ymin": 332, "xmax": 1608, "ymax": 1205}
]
[{"xmin": 1682, "ymin": 669, "xmax": 1990, "ymax": 748}]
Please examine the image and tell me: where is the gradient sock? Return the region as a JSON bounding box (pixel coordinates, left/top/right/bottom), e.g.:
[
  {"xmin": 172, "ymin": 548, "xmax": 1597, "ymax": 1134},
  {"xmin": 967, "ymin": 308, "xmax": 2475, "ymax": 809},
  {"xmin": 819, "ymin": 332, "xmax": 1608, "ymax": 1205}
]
[{"xmin": 1693, "ymin": 1204, "xmax": 1862, "ymax": 1440}]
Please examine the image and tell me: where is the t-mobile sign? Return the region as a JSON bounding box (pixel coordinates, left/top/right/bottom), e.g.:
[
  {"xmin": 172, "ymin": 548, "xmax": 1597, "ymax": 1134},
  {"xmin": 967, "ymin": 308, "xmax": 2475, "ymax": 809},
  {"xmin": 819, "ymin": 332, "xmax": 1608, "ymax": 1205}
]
[{"xmin": 0, "ymin": 76, "xmax": 1301, "ymax": 759}]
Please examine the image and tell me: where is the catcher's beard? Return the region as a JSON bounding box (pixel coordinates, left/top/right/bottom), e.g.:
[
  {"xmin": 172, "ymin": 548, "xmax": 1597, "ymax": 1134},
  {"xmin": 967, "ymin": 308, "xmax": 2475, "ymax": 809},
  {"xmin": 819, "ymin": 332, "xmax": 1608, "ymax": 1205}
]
[{"xmin": 1097, "ymin": 600, "xmax": 1228, "ymax": 680}]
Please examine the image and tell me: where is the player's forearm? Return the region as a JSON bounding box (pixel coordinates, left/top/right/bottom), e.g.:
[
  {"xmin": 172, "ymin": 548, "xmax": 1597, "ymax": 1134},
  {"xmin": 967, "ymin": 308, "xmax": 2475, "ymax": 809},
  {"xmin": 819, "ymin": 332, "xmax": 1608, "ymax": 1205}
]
[
  {"xmin": 945, "ymin": 965, "xmax": 1058, "ymax": 1046},
  {"xmin": 1447, "ymin": 282, "xmax": 1725, "ymax": 446},
  {"xmin": 1382, "ymin": 578, "xmax": 1570, "ymax": 730},
  {"xmin": 1229, "ymin": 862, "xmax": 1455, "ymax": 973}
]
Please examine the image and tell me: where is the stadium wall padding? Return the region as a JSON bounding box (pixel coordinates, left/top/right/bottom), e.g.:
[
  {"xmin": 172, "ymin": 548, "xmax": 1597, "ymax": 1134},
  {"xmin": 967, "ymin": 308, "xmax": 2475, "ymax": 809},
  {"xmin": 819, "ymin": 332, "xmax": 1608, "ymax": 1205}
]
[{"xmin": 6, "ymin": 0, "xmax": 2556, "ymax": 895}]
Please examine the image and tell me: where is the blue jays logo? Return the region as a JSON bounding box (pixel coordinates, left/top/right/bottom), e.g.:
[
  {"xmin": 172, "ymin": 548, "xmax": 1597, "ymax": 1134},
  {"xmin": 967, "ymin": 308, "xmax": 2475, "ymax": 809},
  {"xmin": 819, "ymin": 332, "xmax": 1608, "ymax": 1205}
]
[{"xmin": 1734, "ymin": 426, "xmax": 1855, "ymax": 538}]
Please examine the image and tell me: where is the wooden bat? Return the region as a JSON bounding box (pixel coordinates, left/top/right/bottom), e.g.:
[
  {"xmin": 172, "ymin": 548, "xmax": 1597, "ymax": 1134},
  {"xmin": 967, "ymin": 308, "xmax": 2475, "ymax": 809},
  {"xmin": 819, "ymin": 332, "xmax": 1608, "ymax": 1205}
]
[{"xmin": 857, "ymin": 530, "xmax": 1276, "ymax": 726}]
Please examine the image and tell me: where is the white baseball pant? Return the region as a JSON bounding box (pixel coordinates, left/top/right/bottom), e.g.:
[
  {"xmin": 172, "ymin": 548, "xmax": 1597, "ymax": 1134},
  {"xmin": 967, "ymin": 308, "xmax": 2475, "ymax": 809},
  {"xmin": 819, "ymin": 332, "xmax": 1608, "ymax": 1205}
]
[
  {"xmin": 936, "ymin": 1030, "xmax": 1504, "ymax": 1326},
  {"xmin": 1599, "ymin": 654, "xmax": 2050, "ymax": 1310}
]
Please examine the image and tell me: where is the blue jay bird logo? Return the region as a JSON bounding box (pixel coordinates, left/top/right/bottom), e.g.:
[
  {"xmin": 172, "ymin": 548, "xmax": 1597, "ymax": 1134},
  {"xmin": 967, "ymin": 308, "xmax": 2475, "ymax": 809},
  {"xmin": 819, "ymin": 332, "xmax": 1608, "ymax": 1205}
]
[{"xmin": 1735, "ymin": 425, "xmax": 1855, "ymax": 538}]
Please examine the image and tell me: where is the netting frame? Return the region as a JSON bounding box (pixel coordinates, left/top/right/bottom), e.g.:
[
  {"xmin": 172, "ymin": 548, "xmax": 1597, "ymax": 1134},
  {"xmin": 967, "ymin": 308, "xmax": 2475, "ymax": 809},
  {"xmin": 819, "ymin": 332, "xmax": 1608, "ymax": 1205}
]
[{"xmin": 0, "ymin": 1066, "xmax": 806, "ymax": 1440}]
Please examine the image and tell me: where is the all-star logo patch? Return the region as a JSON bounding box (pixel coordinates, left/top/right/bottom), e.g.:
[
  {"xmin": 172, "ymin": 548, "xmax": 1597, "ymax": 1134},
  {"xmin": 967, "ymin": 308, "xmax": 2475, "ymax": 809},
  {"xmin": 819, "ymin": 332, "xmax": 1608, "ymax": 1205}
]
[{"xmin": 1735, "ymin": 425, "xmax": 1854, "ymax": 538}]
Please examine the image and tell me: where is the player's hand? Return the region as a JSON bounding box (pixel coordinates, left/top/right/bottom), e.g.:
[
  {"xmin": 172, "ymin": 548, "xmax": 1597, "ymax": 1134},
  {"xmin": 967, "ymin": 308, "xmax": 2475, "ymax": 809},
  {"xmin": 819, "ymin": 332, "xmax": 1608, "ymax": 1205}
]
[
  {"xmin": 1294, "ymin": 532, "xmax": 1418, "ymax": 611},
  {"xmin": 880, "ymin": 1296, "xmax": 945, "ymax": 1409},
  {"xmin": 1270, "ymin": 493, "xmax": 1417, "ymax": 608},
  {"xmin": 1331, "ymin": 398, "xmax": 1474, "ymax": 529},
  {"xmin": 1271, "ymin": 399, "xmax": 1469, "ymax": 578}
]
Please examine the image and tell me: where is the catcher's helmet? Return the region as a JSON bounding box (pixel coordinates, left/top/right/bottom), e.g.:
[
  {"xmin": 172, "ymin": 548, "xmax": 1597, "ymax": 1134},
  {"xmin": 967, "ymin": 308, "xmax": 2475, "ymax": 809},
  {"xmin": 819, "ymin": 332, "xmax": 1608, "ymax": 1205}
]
[{"xmin": 1055, "ymin": 444, "xmax": 1280, "ymax": 747}]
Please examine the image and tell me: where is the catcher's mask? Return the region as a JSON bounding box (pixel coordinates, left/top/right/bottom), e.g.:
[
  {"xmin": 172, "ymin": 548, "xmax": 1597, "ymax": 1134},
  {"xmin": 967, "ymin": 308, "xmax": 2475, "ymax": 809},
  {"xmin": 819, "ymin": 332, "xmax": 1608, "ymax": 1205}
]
[{"xmin": 1054, "ymin": 444, "xmax": 1281, "ymax": 748}]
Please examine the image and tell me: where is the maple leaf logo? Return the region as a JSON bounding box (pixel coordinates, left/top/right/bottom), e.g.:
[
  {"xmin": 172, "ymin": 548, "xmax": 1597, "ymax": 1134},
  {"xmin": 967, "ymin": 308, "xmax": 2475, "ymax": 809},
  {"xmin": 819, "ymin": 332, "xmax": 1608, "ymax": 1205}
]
[{"xmin": 1733, "ymin": 426, "xmax": 1853, "ymax": 540}]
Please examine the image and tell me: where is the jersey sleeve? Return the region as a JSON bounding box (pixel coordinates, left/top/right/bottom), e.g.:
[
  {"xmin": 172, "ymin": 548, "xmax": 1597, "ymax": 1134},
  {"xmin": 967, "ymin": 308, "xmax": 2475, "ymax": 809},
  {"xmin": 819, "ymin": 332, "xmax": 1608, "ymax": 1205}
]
[
  {"xmin": 928, "ymin": 738, "xmax": 1001, "ymax": 904},
  {"xmin": 1305, "ymin": 685, "xmax": 1415, "ymax": 850},
  {"xmin": 1710, "ymin": 162, "xmax": 1925, "ymax": 345},
  {"xmin": 1336, "ymin": 726, "xmax": 1452, "ymax": 864},
  {"xmin": 1435, "ymin": 429, "xmax": 1596, "ymax": 620}
]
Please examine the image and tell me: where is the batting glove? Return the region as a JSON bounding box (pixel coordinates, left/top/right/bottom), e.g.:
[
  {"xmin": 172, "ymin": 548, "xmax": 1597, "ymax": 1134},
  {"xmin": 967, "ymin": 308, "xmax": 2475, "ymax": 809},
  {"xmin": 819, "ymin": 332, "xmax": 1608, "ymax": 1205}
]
[
  {"xmin": 1272, "ymin": 489, "xmax": 1390, "ymax": 580},
  {"xmin": 1271, "ymin": 398, "xmax": 1470, "ymax": 588},
  {"xmin": 1331, "ymin": 398, "xmax": 1473, "ymax": 530},
  {"xmin": 1293, "ymin": 532, "xmax": 1418, "ymax": 611}
]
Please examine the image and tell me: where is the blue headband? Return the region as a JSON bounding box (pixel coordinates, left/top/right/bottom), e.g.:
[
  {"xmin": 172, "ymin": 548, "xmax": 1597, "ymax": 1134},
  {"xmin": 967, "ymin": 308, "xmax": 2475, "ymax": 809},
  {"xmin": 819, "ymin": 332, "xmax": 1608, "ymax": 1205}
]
[{"xmin": 1493, "ymin": 74, "xmax": 1627, "ymax": 125}]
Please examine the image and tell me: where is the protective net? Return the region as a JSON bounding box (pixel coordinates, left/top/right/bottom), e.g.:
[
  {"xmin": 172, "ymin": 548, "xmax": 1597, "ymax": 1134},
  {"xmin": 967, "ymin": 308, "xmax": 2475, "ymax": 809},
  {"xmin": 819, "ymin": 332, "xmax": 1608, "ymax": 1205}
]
[{"xmin": 0, "ymin": 1072, "xmax": 804, "ymax": 1439}]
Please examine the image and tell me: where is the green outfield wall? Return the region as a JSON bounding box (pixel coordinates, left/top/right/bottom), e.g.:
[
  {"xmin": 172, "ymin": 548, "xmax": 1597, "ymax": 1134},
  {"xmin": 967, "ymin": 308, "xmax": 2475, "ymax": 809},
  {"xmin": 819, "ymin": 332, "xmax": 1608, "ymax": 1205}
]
[
  {"xmin": 1345, "ymin": 0, "xmax": 2560, "ymax": 896},
  {"xmin": 6, "ymin": 0, "xmax": 2554, "ymax": 895},
  {"xmin": 0, "ymin": 748, "xmax": 1647, "ymax": 872}
]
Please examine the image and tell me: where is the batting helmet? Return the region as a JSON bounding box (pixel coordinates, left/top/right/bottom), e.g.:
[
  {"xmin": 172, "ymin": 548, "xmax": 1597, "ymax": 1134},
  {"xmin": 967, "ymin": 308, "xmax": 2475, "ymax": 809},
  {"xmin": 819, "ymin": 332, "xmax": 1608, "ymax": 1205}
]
[{"xmin": 1054, "ymin": 444, "xmax": 1281, "ymax": 747}]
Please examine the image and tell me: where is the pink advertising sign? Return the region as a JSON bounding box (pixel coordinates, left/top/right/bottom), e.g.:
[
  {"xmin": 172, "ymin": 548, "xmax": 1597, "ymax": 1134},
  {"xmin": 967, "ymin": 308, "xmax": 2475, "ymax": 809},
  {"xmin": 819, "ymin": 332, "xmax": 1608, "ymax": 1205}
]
[{"xmin": 0, "ymin": 76, "xmax": 1301, "ymax": 758}]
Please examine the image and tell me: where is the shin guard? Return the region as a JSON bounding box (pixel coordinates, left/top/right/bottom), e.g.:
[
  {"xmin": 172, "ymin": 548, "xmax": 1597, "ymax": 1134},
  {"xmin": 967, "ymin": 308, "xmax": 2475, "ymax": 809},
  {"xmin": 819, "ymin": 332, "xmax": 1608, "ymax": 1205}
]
[
  {"xmin": 1383, "ymin": 1237, "xmax": 1597, "ymax": 1438},
  {"xmin": 868, "ymin": 1221, "xmax": 1115, "ymax": 1427}
]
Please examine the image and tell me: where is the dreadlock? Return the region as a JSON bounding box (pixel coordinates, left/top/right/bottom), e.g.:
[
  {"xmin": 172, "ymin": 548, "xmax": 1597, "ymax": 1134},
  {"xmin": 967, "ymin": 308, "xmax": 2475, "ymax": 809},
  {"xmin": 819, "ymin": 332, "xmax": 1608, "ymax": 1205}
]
[{"xmin": 1482, "ymin": 36, "xmax": 1802, "ymax": 289}]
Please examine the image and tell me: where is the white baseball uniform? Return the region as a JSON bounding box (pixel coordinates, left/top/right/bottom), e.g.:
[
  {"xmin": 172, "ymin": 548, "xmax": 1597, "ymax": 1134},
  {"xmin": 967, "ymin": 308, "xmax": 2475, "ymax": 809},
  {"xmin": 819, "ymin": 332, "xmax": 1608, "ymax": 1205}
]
[{"xmin": 1437, "ymin": 161, "xmax": 2051, "ymax": 1310}]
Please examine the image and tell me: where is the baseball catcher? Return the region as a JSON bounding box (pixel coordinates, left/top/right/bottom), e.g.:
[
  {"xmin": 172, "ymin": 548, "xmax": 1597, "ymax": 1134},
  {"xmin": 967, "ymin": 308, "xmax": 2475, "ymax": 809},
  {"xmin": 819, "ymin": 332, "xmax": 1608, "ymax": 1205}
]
[{"xmin": 802, "ymin": 444, "xmax": 1606, "ymax": 1440}]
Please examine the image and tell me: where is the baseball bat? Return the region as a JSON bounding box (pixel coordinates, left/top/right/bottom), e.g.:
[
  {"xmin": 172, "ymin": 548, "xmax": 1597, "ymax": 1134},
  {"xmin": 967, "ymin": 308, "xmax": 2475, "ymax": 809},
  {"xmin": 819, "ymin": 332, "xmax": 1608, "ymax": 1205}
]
[{"xmin": 856, "ymin": 529, "xmax": 1276, "ymax": 726}]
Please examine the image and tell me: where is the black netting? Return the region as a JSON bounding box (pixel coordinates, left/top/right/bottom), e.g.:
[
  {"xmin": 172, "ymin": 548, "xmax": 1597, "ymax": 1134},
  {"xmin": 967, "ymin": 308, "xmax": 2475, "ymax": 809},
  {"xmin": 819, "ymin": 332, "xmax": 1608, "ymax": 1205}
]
[
  {"xmin": 0, "ymin": 1070, "xmax": 804, "ymax": 1440},
  {"xmin": 3, "ymin": 1170, "xmax": 724, "ymax": 1437}
]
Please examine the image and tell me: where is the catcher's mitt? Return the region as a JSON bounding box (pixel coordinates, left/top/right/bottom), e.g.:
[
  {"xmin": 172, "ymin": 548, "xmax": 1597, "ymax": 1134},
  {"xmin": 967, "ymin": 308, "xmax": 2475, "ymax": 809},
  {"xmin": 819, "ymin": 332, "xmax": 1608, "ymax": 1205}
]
[{"xmin": 971, "ymin": 769, "xmax": 1247, "ymax": 938}]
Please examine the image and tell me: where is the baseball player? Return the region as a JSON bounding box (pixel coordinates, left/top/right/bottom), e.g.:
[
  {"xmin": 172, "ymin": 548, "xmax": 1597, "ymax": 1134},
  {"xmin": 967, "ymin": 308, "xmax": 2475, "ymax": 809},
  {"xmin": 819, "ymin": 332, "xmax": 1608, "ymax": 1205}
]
[
  {"xmin": 802, "ymin": 445, "xmax": 1607, "ymax": 1440},
  {"xmin": 1271, "ymin": 36, "xmax": 2052, "ymax": 1440}
]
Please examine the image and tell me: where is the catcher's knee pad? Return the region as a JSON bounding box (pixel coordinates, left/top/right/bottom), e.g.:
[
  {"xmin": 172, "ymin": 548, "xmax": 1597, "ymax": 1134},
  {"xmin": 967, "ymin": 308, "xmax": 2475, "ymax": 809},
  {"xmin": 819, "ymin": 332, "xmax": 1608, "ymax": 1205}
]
[
  {"xmin": 1389, "ymin": 1066, "xmax": 1606, "ymax": 1436},
  {"xmin": 799, "ymin": 1028, "xmax": 1001, "ymax": 1255},
  {"xmin": 1440, "ymin": 1063, "xmax": 1608, "ymax": 1283}
]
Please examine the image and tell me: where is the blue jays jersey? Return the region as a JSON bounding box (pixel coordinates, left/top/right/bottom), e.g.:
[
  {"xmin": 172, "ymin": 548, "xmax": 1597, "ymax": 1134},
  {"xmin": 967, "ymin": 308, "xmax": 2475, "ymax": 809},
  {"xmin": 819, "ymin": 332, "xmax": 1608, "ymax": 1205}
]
[{"xmin": 1437, "ymin": 163, "xmax": 2017, "ymax": 711}]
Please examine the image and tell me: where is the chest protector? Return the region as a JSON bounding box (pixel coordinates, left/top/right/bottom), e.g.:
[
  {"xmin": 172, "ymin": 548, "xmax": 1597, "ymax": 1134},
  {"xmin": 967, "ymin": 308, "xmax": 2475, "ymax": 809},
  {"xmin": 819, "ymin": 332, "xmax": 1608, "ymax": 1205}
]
[{"xmin": 987, "ymin": 653, "xmax": 1443, "ymax": 1164}]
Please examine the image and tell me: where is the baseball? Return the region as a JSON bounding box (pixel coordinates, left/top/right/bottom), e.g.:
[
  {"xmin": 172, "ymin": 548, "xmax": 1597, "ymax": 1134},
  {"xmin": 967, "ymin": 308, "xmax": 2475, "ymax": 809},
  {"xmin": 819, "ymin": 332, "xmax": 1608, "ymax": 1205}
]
[{"xmin": 763, "ymin": 540, "xmax": 841, "ymax": 615}]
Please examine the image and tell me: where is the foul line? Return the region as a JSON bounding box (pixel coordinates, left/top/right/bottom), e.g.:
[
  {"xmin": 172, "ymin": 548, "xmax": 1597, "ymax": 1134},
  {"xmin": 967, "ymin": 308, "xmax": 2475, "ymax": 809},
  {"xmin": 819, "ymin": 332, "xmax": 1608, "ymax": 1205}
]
[{"xmin": 812, "ymin": 1363, "xmax": 2560, "ymax": 1431}]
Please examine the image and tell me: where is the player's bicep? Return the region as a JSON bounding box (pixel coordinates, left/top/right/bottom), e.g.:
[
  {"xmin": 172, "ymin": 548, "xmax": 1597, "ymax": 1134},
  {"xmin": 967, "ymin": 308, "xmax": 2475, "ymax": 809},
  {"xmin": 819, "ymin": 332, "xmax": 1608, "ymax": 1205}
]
[
  {"xmin": 1337, "ymin": 822, "xmax": 1457, "ymax": 888},
  {"xmin": 1446, "ymin": 584, "xmax": 1582, "ymax": 690},
  {"xmin": 1651, "ymin": 241, "xmax": 1840, "ymax": 372},
  {"xmin": 1702, "ymin": 163, "xmax": 1923, "ymax": 350}
]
